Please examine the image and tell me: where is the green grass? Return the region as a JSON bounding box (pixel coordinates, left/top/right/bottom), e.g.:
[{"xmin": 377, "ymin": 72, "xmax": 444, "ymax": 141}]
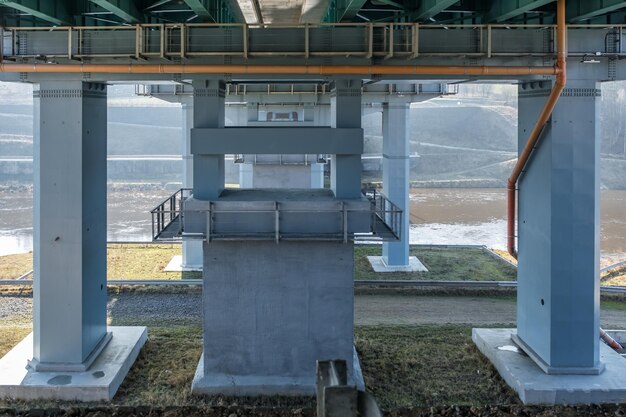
[
  {"xmin": 355, "ymin": 245, "xmax": 517, "ymax": 281},
  {"xmin": 0, "ymin": 324, "xmax": 518, "ymax": 411},
  {"xmin": 355, "ymin": 325, "xmax": 518, "ymax": 408}
]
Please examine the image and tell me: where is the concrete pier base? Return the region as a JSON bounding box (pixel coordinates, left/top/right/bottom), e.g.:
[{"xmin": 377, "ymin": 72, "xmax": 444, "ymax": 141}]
[
  {"xmin": 472, "ymin": 328, "xmax": 626, "ymax": 405},
  {"xmin": 0, "ymin": 327, "xmax": 147, "ymax": 401},
  {"xmin": 367, "ymin": 255, "xmax": 428, "ymax": 272},
  {"xmin": 193, "ymin": 240, "xmax": 359, "ymax": 396},
  {"xmin": 192, "ymin": 346, "xmax": 364, "ymax": 396},
  {"xmin": 164, "ymin": 255, "xmax": 203, "ymax": 272}
]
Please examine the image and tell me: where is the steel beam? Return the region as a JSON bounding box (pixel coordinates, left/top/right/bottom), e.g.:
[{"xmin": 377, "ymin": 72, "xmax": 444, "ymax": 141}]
[
  {"xmin": 0, "ymin": 0, "xmax": 70, "ymax": 25},
  {"xmin": 414, "ymin": 0, "xmax": 459, "ymax": 21},
  {"xmin": 567, "ymin": 0, "xmax": 626, "ymax": 22},
  {"xmin": 340, "ymin": 0, "xmax": 370, "ymax": 21},
  {"xmin": 183, "ymin": 0, "xmax": 245, "ymax": 23},
  {"xmin": 489, "ymin": 0, "xmax": 555, "ymax": 22},
  {"xmin": 183, "ymin": 0, "xmax": 216, "ymax": 20},
  {"xmin": 88, "ymin": 0, "xmax": 142, "ymax": 23}
]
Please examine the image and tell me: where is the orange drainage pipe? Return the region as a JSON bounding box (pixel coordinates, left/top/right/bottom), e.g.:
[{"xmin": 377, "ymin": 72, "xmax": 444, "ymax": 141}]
[
  {"xmin": 506, "ymin": 0, "xmax": 567, "ymax": 259},
  {"xmin": 600, "ymin": 328, "xmax": 623, "ymax": 351},
  {"xmin": 0, "ymin": 63, "xmax": 559, "ymax": 76}
]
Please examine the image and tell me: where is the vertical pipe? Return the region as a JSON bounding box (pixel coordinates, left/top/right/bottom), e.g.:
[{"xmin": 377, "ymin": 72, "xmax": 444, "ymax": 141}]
[{"xmin": 507, "ymin": 0, "xmax": 566, "ymax": 259}]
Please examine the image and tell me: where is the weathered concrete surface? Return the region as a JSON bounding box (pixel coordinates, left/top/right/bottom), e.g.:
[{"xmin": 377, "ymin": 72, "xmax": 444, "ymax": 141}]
[
  {"xmin": 367, "ymin": 256, "xmax": 428, "ymax": 272},
  {"xmin": 193, "ymin": 240, "xmax": 360, "ymax": 395},
  {"xmin": 473, "ymin": 328, "xmax": 626, "ymax": 405},
  {"xmin": 0, "ymin": 326, "xmax": 147, "ymax": 401}
]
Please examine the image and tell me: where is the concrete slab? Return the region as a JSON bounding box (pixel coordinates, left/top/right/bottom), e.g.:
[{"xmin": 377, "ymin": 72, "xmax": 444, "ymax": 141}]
[
  {"xmin": 164, "ymin": 255, "xmax": 203, "ymax": 272},
  {"xmin": 0, "ymin": 326, "xmax": 147, "ymax": 401},
  {"xmin": 473, "ymin": 328, "xmax": 626, "ymax": 405},
  {"xmin": 367, "ymin": 256, "xmax": 428, "ymax": 272},
  {"xmin": 192, "ymin": 346, "xmax": 365, "ymax": 396}
]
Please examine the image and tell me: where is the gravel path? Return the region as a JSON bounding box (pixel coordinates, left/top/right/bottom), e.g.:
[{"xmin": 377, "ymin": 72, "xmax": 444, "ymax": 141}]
[{"xmin": 2, "ymin": 292, "xmax": 626, "ymax": 328}]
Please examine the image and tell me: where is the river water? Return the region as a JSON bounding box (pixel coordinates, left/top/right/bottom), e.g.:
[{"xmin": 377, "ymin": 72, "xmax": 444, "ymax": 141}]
[{"xmin": 0, "ymin": 187, "xmax": 624, "ymax": 262}]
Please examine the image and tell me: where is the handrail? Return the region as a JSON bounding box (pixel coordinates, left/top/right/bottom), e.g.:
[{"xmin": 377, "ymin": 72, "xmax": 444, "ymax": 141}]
[
  {"xmin": 150, "ymin": 188, "xmax": 192, "ymax": 240},
  {"xmin": 0, "ymin": 22, "xmax": 620, "ymax": 65},
  {"xmin": 151, "ymin": 189, "xmax": 402, "ymax": 242}
]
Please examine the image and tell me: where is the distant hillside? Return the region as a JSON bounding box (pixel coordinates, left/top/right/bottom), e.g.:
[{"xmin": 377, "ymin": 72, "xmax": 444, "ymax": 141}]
[{"xmin": 1, "ymin": 81, "xmax": 625, "ymax": 189}]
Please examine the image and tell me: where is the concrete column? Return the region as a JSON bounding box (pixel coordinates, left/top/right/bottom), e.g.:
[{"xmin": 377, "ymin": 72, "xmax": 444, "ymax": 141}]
[
  {"xmin": 330, "ymin": 80, "xmax": 362, "ymax": 198},
  {"xmin": 32, "ymin": 81, "xmax": 109, "ymax": 370},
  {"xmin": 247, "ymin": 102, "xmax": 258, "ymax": 123},
  {"xmin": 515, "ymin": 80, "xmax": 602, "ymax": 373},
  {"xmin": 181, "ymin": 96, "xmax": 202, "ymax": 269},
  {"xmin": 239, "ymin": 102, "xmax": 256, "ymax": 188},
  {"xmin": 192, "ymin": 80, "xmax": 226, "ymax": 200},
  {"xmin": 382, "ymin": 99, "xmax": 411, "ymax": 266},
  {"xmin": 308, "ymin": 103, "xmax": 324, "ymax": 188}
]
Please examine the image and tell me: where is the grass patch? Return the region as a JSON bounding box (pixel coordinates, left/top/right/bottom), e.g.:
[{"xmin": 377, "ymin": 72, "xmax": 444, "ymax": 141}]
[
  {"xmin": 0, "ymin": 244, "xmax": 201, "ymax": 280},
  {"xmin": 355, "ymin": 325, "xmax": 518, "ymax": 408},
  {"xmin": 0, "ymin": 326, "xmax": 31, "ymax": 357},
  {"xmin": 0, "ymin": 324, "xmax": 517, "ymax": 411},
  {"xmin": 355, "ymin": 245, "xmax": 517, "ymax": 281},
  {"xmin": 601, "ymin": 266, "xmax": 626, "ymax": 287},
  {"xmin": 0, "ymin": 252, "xmax": 32, "ymax": 280}
]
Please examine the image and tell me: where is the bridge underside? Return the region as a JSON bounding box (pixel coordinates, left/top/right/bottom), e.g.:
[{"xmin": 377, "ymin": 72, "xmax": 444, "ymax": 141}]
[{"xmin": 1, "ymin": 0, "xmax": 626, "ymax": 405}]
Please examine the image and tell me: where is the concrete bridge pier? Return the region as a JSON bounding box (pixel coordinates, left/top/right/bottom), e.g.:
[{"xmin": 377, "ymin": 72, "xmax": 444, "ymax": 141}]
[
  {"xmin": 192, "ymin": 80, "xmax": 226, "ymax": 200},
  {"xmin": 331, "ymin": 80, "xmax": 362, "ymax": 199},
  {"xmin": 473, "ymin": 79, "xmax": 626, "ymax": 404},
  {"xmin": 0, "ymin": 81, "xmax": 146, "ymax": 401},
  {"xmin": 238, "ymin": 102, "xmax": 327, "ymax": 189},
  {"xmin": 514, "ymin": 79, "xmax": 602, "ymax": 373},
  {"xmin": 187, "ymin": 78, "xmax": 367, "ymax": 396}
]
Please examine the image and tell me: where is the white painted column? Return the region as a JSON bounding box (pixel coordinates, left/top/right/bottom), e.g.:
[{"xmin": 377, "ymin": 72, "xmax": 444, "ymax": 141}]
[
  {"xmin": 382, "ymin": 99, "xmax": 411, "ymax": 267},
  {"xmin": 181, "ymin": 96, "xmax": 202, "ymax": 270},
  {"xmin": 32, "ymin": 81, "xmax": 109, "ymax": 370}
]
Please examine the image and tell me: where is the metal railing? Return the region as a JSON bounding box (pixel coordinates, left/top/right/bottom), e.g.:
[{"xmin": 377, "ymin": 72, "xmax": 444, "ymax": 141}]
[
  {"xmin": 203, "ymin": 202, "xmax": 369, "ymax": 243},
  {"xmin": 2, "ymin": 23, "xmax": 624, "ymax": 61},
  {"xmin": 150, "ymin": 189, "xmax": 402, "ymax": 242},
  {"xmin": 150, "ymin": 188, "xmax": 192, "ymax": 240},
  {"xmin": 364, "ymin": 188, "xmax": 403, "ymax": 240}
]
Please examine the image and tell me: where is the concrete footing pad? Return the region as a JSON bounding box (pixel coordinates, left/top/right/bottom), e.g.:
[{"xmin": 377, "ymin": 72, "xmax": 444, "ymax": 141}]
[
  {"xmin": 0, "ymin": 326, "xmax": 147, "ymax": 401},
  {"xmin": 164, "ymin": 255, "xmax": 203, "ymax": 272},
  {"xmin": 192, "ymin": 346, "xmax": 365, "ymax": 396},
  {"xmin": 367, "ymin": 256, "xmax": 428, "ymax": 272},
  {"xmin": 473, "ymin": 328, "xmax": 626, "ymax": 405}
]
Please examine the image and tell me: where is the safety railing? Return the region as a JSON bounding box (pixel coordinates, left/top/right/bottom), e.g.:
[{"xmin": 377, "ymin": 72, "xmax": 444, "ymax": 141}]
[
  {"xmin": 150, "ymin": 188, "xmax": 192, "ymax": 240},
  {"xmin": 316, "ymin": 359, "xmax": 382, "ymax": 417},
  {"xmin": 202, "ymin": 202, "xmax": 386, "ymax": 243},
  {"xmin": 364, "ymin": 188, "xmax": 402, "ymax": 240},
  {"xmin": 2, "ymin": 23, "xmax": 624, "ymax": 61},
  {"xmin": 150, "ymin": 189, "xmax": 402, "ymax": 242}
]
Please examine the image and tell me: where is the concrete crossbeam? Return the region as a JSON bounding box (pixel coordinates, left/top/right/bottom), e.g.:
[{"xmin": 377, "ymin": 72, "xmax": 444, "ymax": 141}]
[{"xmin": 191, "ymin": 127, "xmax": 363, "ymax": 155}]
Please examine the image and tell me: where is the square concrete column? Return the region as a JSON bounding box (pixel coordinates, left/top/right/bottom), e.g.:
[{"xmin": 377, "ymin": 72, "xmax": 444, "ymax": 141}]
[
  {"xmin": 181, "ymin": 96, "xmax": 202, "ymax": 269},
  {"xmin": 31, "ymin": 81, "xmax": 110, "ymax": 370},
  {"xmin": 515, "ymin": 80, "xmax": 602, "ymax": 374},
  {"xmin": 382, "ymin": 99, "xmax": 411, "ymax": 266},
  {"xmin": 192, "ymin": 80, "xmax": 225, "ymax": 200},
  {"xmin": 330, "ymin": 80, "xmax": 362, "ymax": 199}
]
